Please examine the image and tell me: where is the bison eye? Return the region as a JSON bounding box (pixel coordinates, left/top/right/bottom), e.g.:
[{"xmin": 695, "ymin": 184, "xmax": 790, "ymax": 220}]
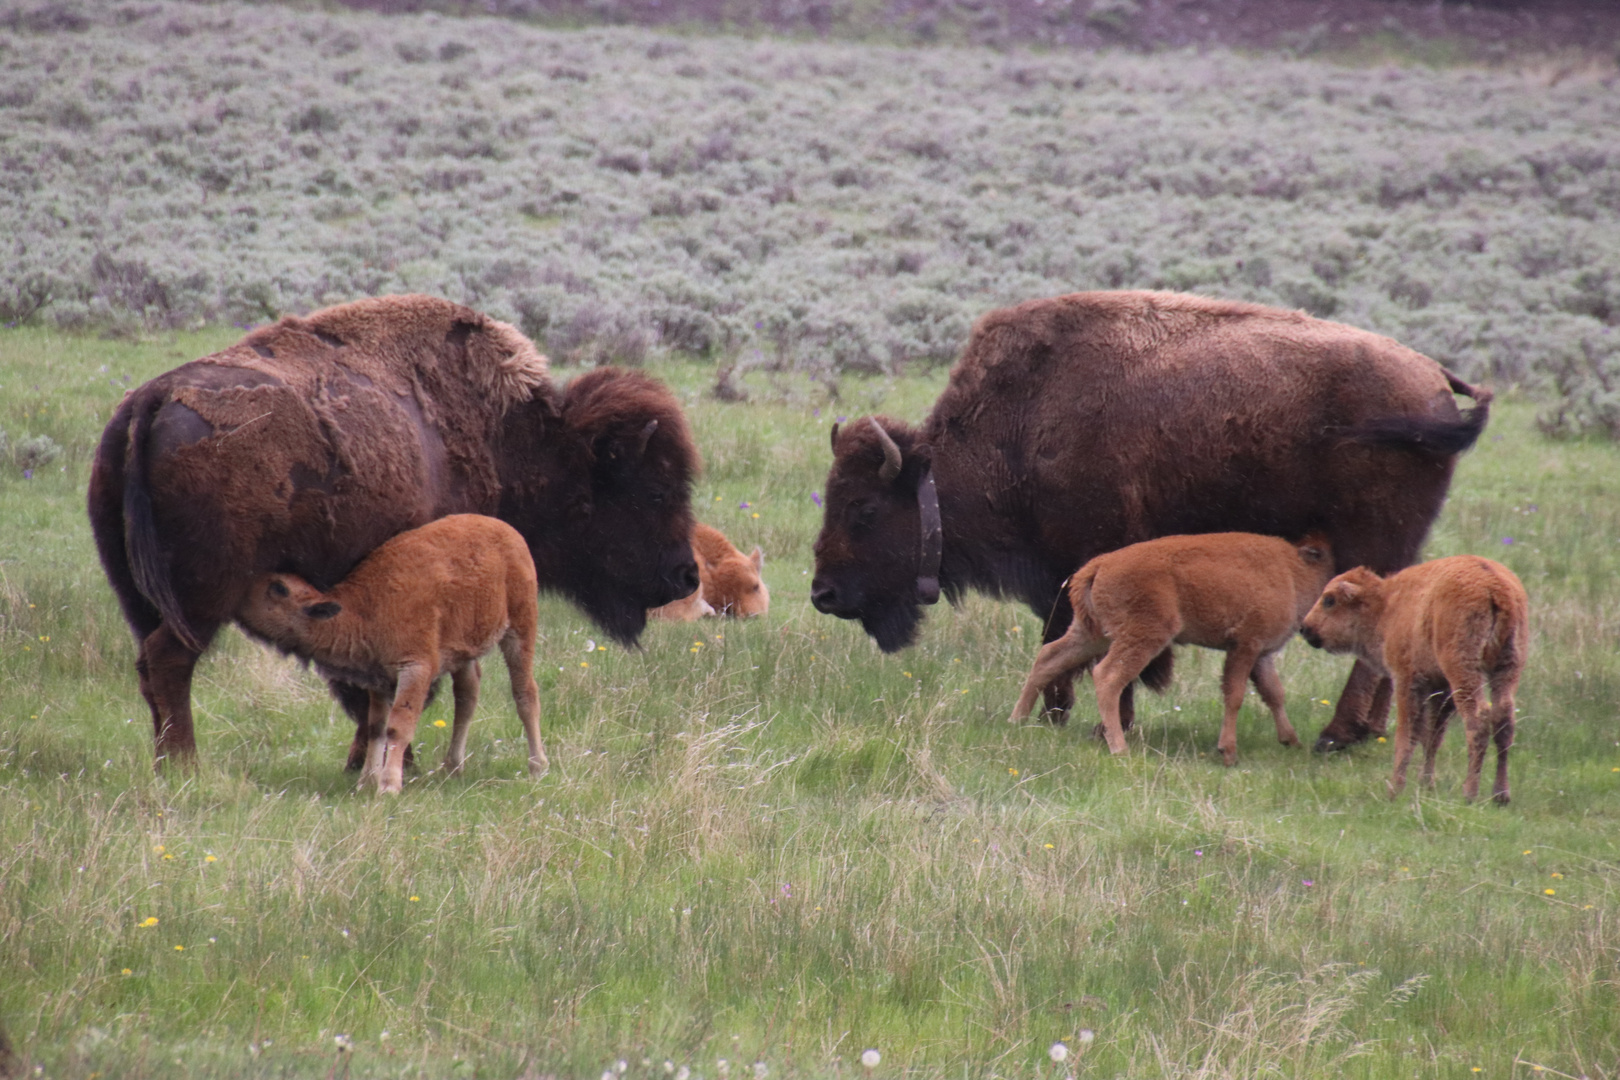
[{"xmin": 268, "ymin": 580, "xmax": 289, "ymax": 599}]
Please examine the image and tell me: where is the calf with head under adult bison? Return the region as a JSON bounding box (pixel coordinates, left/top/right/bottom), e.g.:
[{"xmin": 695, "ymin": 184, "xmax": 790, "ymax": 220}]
[
  {"xmin": 89, "ymin": 294, "xmax": 700, "ymax": 769},
  {"xmin": 810, "ymin": 290, "xmax": 1492, "ymax": 751}
]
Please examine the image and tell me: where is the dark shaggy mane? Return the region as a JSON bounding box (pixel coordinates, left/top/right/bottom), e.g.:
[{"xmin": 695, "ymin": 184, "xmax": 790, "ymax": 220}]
[{"xmin": 562, "ymin": 367, "xmax": 702, "ymax": 479}]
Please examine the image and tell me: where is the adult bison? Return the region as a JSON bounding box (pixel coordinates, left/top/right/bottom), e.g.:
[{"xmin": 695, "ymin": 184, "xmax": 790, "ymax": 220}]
[
  {"xmin": 810, "ymin": 290, "xmax": 1492, "ymax": 751},
  {"xmin": 89, "ymin": 294, "xmax": 699, "ymax": 768}
]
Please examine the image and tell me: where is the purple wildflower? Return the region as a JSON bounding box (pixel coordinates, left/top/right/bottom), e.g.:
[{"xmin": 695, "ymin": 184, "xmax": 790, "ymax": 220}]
[
  {"xmin": 22, "ymin": 469, "xmax": 32, "ymax": 480},
  {"xmin": 811, "ymin": 491, "xmax": 822, "ymax": 507},
  {"xmin": 1502, "ymin": 537, "xmax": 1514, "ymax": 545},
  {"xmin": 739, "ymin": 500, "xmax": 751, "ymax": 509}
]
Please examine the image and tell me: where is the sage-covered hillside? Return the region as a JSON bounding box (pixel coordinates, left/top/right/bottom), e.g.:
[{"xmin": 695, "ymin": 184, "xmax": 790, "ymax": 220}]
[{"xmin": 2, "ymin": 3, "xmax": 1619, "ymax": 430}]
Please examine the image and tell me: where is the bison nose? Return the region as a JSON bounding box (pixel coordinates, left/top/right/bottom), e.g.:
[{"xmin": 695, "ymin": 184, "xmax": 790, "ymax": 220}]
[
  {"xmin": 1300, "ymin": 627, "xmax": 1322, "ymax": 649},
  {"xmin": 673, "ymin": 559, "xmax": 700, "ymax": 596},
  {"xmin": 810, "ymin": 578, "xmax": 840, "ymax": 614}
]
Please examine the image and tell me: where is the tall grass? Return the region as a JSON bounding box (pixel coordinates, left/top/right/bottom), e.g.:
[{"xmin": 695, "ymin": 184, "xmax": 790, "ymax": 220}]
[{"xmin": 1, "ymin": 326, "xmax": 1618, "ymax": 1078}]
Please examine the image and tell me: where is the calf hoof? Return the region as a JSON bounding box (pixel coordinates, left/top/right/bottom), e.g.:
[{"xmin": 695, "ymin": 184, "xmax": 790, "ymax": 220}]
[
  {"xmin": 1492, "ymin": 790, "xmax": 1511, "ymax": 805},
  {"xmin": 1219, "ymin": 747, "xmax": 1238, "ymax": 767}
]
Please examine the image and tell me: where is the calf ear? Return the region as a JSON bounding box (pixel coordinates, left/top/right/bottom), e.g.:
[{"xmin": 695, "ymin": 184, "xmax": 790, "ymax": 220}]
[
  {"xmin": 749, "ymin": 545, "xmax": 764, "ymax": 571},
  {"xmin": 1299, "ymin": 544, "xmax": 1326, "ymax": 563},
  {"xmin": 304, "ymin": 601, "xmax": 342, "ymax": 620}
]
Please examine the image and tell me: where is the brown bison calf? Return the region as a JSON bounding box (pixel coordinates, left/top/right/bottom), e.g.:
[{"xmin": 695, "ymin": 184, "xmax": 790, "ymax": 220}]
[
  {"xmin": 239, "ymin": 514, "xmax": 546, "ymax": 794},
  {"xmin": 650, "ymin": 523, "xmax": 769, "ymax": 621},
  {"xmin": 1011, "ymin": 532, "xmax": 1334, "ymax": 765},
  {"xmin": 1301, "ymin": 556, "xmax": 1528, "ymax": 803}
]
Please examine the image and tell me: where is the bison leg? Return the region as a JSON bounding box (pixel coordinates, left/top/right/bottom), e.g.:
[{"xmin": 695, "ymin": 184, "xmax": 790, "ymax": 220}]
[
  {"xmin": 1313, "ymin": 661, "xmax": 1393, "ymax": 752},
  {"xmin": 443, "ymin": 660, "xmax": 481, "ymax": 776},
  {"xmin": 1249, "ymin": 652, "xmax": 1299, "ymax": 748},
  {"xmin": 501, "ymin": 631, "xmax": 548, "ymax": 778},
  {"xmin": 1011, "ymin": 629, "xmax": 1105, "ymax": 725},
  {"xmin": 136, "ymin": 622, "xmax": 211, "ymax": 769}
]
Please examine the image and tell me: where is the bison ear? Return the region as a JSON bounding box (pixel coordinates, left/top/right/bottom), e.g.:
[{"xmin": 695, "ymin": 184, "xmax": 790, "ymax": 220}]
[
  {"xmin": 829, "ymin": 422, "xmax": 841, "ymax": 453},
  {"xmin": 304, "ymin": 601, "xmax": 342, "ymax": 620},
  {"xmin": 750, "ymin": 545, "xmax": 764, "ymax": 571}
]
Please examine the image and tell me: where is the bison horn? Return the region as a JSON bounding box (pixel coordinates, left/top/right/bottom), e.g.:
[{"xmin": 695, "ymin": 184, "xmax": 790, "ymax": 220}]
[
  {"xmin": 829, "ymin": 422, "xmax": 841, "ymax": 453},
  {"xmin": 636, "ymin": 419, "xmax": 659, "ymax": 458},
  {"xmin": 869, "ymin": 417, "xmax": 902, "ymax": 484}
]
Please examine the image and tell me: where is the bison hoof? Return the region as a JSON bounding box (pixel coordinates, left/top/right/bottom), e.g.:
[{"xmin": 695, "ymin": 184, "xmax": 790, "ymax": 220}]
[{"xmin": 1312, "ymin": 732, "xmax": 1366, "ymax": 754}]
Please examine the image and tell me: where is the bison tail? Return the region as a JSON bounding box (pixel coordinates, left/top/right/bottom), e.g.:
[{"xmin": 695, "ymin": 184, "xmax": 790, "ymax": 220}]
[
  {"xmin": 1137, "ymin": 647, "xmax": 1175, "ymax": 693},
  {"xmin": 1344, "ymin": 371, "xmax": 1493, "ymax": 458},
  {"xmin": 123, "ymin": 390, "xmax": 204, "ymax": 653}
]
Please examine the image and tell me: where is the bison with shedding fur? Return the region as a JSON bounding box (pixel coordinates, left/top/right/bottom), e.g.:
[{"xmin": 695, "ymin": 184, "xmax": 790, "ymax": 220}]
[
  {"xmin": 90, "ymin": 294, "xmax": 699, "ymax": 769},
  {"xmin": 811, "ymin": 290, "xmax": 1491, "ymax": 751}
]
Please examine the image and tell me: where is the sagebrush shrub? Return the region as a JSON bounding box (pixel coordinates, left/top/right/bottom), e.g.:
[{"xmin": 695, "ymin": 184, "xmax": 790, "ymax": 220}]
[{"xmin": 0, "ymin": 2, "xmax": 1617, "ymax": 428}]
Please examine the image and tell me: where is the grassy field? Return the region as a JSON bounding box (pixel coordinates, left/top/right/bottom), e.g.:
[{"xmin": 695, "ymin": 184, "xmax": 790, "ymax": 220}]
[{"xmin": 1, "ymin": 324, "xmax": 1618, "ymax": 1079}]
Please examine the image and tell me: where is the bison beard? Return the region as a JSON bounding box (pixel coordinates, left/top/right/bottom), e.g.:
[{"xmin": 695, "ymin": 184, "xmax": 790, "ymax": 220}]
[
  {"xmin": 89, "ymin": 295, "xmax": 699, "ymax": 770},
  {"xmin": 811, "ymin": 290, "xmax": 1492, "ymax": 750}
]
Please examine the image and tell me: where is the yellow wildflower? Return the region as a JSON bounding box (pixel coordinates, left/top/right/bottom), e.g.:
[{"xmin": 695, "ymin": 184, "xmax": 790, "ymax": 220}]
[
  {"xmin": 139, "ymin": 917, "xmax": 159, "ymax": 928},
  {"xmin": 433, "ymin": 719, "xmax": 446, "ymax": 728}
]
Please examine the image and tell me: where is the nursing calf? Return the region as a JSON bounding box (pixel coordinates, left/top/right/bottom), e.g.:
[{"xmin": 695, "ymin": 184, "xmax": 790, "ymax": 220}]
[
  {"xmin": 1011, "ymin": 533, "xmax": 1334, "ymax": 765},
  {"xmin": 650, "ymin": 523, "xmax": 769, "ymax": 621},
  {"xmin": 1301, "ymin": 556, "xmax": 1528, "ymax": 803},
  {"xmin": 239, "ymin": 514, "xmax": 546, "ymax": 794}
]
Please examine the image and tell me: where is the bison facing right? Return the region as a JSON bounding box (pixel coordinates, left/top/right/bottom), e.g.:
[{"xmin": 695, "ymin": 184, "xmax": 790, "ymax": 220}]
[{"xmin": 1301, "ymin": 556, "xmax": 1529, "ymax": 803}]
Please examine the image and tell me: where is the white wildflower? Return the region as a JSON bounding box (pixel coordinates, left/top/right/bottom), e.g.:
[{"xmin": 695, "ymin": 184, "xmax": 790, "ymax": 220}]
[
  {"xmin": 860, "ymin": 1049, "xmax": 881, "ymax": 1068},
  {"xmin": 1048, "ymin": 1043, "xmax": 1068, "ymax": 1063}
]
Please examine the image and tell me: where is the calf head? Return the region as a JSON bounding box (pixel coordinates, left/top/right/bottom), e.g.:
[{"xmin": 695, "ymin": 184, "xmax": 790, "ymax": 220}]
[
  {"xmin": 811, "ymin": 416, "xmax": 934, "ymax": 652},
  {"xmin": 1300, "ymin": 566, "xmax": 1386, "ymax": 658},
  {"xmin": 238, "ymin": 574, "xmax": 338, "ymax": 652},
  {"xmin": 707, "ymin": 544, "xmax": 769, "ymax": 617},
  {"xmin": 502, "ymin": 368, "xmax": 700, "ymax": 646}
]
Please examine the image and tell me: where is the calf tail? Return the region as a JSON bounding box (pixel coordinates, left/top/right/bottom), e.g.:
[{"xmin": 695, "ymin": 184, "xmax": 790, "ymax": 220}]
[
  {"xmin": 1344, "ymin": 368, "xmax": 1493, "ymax": 457},
  {"xmin": 123, "ymin": 389, "xmax": 204, "ymax": 653},
  {"xmin": 1071, "ymin": 564, "xmax": 1174, "ymax": 691}
]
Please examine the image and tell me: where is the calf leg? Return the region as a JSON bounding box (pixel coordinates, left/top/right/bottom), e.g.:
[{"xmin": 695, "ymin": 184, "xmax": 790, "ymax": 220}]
[
  {"xmin": 1091, "ymin": 632, "xmax": 1174, "ymax": 756},
  {"xmin": 501, "ymin": 631, "xmax": 548, "ymax": 778},
  {"xmin": 1488, "ymin": 669, "xmax": 1519, "ymax": 805},
  {"xmin": 137, "ymin": 622, "xmax": 213, "ymax": 770},
  {"xmin": 1419, "ymin": 690, "xmax": 1454, "ymax": 789},
  {"xmin": 1249, "ymin": 652, "xmax": 1299, "ymax": 748},
  {"xmin": 1011, "ymin": 628, "xmax": 1106, "ymax": 724},
  {"xmin": 443, "ymin": 660, "xmax": 481, "ymax": 776},
  {"xmin": 1217, "ymin": 646, "xmax": 1264, "ymax": 767},
  {"xmin": 359, "ymin": 691, "xmax": 391, "ymax": 789},
  {"xmin": 1389, "ymin": 677, "xmax": 1420, "ymax": 799},
  {"xmin": 373, "ymin": 662, "xmax": 434, "ymax": 795},
  {"xmin": 1443, "ymin": 670, "xmax": 1490, "ymax": 803}
]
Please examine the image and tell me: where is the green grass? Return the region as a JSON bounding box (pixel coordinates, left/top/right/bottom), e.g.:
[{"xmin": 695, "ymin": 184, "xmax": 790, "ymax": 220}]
[{"xmin": 1, "ymin": 325, "xmax": 1618, "ymax": 1079}]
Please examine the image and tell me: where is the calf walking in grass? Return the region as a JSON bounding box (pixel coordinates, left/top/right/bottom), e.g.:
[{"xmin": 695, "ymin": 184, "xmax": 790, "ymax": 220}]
[
  {"xmin": 1010, "ymin": 532, "xmax": 1335, "ymax": 765},
  {"xmin": 239, "ymin": 514, "xmax": 546, "ymax": 794},
  {"xmin": 1301, "ymin": 556, "xmax": 1528, "ymax": 803}
]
